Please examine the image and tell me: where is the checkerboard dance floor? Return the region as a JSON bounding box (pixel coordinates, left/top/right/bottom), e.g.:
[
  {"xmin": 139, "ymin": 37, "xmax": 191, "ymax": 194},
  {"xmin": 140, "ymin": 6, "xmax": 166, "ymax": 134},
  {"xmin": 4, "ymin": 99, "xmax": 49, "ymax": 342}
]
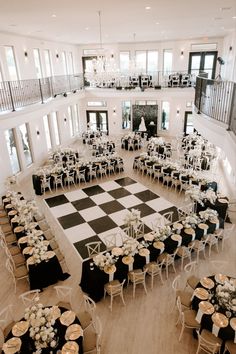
[{"xmin": 44, "ymin": 177, "xmax": 179, "ymax": 260}]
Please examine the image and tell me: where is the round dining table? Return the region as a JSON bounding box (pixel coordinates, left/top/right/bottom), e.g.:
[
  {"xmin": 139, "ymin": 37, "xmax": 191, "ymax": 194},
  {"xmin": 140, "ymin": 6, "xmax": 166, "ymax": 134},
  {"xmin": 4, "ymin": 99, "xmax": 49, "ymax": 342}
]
[
  {"xmin": 3, "ymin": 306, "xmax": 83, "ymax": 354},
  {"xmin": 191, "ymin": 275, "xmax": 236, "ymax": 343}
]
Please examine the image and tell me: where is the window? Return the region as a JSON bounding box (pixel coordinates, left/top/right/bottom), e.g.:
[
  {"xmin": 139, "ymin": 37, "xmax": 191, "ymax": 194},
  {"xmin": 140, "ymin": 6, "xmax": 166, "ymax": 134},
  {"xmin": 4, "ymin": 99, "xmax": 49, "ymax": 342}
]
[
  {"xmin": 147, "ymin": 51, "xmax": 158, "ymax": 73},
  {"xmin": 68, "ymin": 52, "xmax": 74, "ymax": 74},
  {"xmin": 0, "ymin": 64, "xmax": 3, "ymax": 82},
  {"xmin": 19, "ymin": 123, "xmax": 33, "ymax": 166},
  {"xmin": 73, "ymin": 104, "xmax": 79, "ymax": 133},
  {"xmin": 163, "ymin": 49, "xmax": 173, "ymax": 74},
  {"xmin": 68, "ymin": 106, "xmax": 74, "ymax": 136},
  {"xmin": 33, "ymin": 49, "xmax": 43, "ymax": 79},
  {"xmin": 135, "ymin": 51, "xmax": 146, "ymax": 73},
  {"xmin": 188, "ymin": 51, "xmax": 217, "ymax": 79},
  {"xmin": 122, "ymin": 101, "xmax": 131, "ymax": 129},
  {"xmin": 119, "ymin": 52, "xmax": 130, "ymax": 73},
  {"xmin": 87, "ymin": 101, "xmax": 107, "ymax": 107},
  {"xmin": 43, "ymin": 115, "xmax": 52, "ymax": 150},
  {"xmin": 51, "ymin": 112, "xmax": 60, "ymax": 145},
  {"xmin": 62, "ymin": 51, "xmax": 68, "ymax": 75},
  {"xmin": 161, "ymin": 101, "xmax": 170, "ymax": 130},
  {"xmin": 5, "ymin": 46, "xmax": 19, "ymax": 81},
  {"xmin": 5, "ymin": 128, "xmax": 21, "ymax": 174},
  {"xmin": 44, "ymin": 50, "xmax": 53, "ymax": 77},
  {"xmin": 146, "ymin": 100, "xmax": 157, "ymax": 105}
]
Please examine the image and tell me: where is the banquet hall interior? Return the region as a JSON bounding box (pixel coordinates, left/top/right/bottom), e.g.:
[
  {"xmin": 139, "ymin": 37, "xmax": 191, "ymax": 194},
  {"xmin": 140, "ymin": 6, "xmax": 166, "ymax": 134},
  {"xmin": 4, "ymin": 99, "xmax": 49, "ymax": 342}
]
[{"xmin": 0, "ymin": 1, "xmax": 236, "ymax": 353}]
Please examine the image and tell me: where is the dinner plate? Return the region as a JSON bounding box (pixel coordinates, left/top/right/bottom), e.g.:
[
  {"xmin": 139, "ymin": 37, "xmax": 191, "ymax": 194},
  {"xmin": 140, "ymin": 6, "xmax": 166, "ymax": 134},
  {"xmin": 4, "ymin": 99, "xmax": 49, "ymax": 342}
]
[
  {"xmin": 200, "ymin": 277, "xmax": 215, "ymax": 289},
  {"xmin": 12, "ymin": 321, "xmax": 29, "ymax": 337},
  {"xmin": 34, "ymin": 230, "xmax": 44, "ymax": 236},
  {"xmin": 14, "ymin": 226, "xmax": 24, "ymax": 233},
  {"xmin": 214, "ymin": 274, "xmax": 228, "ymax": 284},
  {"xmin": 198, "ymin": 223, "xmax": 209, "ymax": 230},
  {"xmin": 22, "ymin": 246, "xmax": 33, "ymax": 255},
  {"xmin": 171, "ymin": 234, "xmax": 182, "ymax": 242},
  {"xmin": 218, "ymin": 198, "xmax": 229, "ymax": 204},
  {"xmin": 111, "ymin": 247, "xmax": 123, "ymax": 256},
  {"xmin": 51, "ymin": 306, "xmax": 61, "ymax": 320},
  {"xmin": 144, "ymin": 233, "xmax": 155, "ymax": 242},
  {"xmin": 153, "ymin": 241, "xmax": 165, "ymax": 250},
  {"xmin": 26, "ymin": 256, "xmax": 35, "ymax": 266},
  {"xmin": 60, "ymin": 310, "xmax": 76, "ymax": 326},
  {"xmin": 230, "ymin": 317, "xmax": 236, "ymax": 331},
  {"xmin": 209, "ymin": 217, "xmax": 218, "ymax": 224},
  {"xmin": 62, "ymin": 341, "xmax": 79, "ymax": 354},
  {"xmin": 28, "ymin": 222, "xmax": 38, "ymax": 229},
  {"xmin": 173, "ymin": 223, "xmax": 183, "ymax": 230},
  {"xmin": 5, "ymin": 204, "xmax": 13, "ymax": 209},
  {"xmin": 65, "ymin": 324, "xmax": 83, "ymax": 340},
  {"xmin": 104, "ymin": 264, "xmax": 116, "ymax": 274},
  {"xmin": 199, "ymin": 301, "xmax": 215, "ymax": 315},
  {"xmin": 138, "ymin": 248, "xmax": 150, "ymax": 257},
  {"xmin": 3, "ymin": 197, "xmax": 10, "ymax": 203},
  {"xmin": 8, "ymin": 210, "xmax": 17, "ymax": 216},
  {"xmin": 18, "ymin": 236, "xmax": 28, "ymax": 244},
  {"xmin": 122, "ymin": 255, "xmax": 134, "ymax": 265},
  {"xmin": 212, "ymin": 312, "xmax": 229, "ymax": 328},
  {"xmin": 184, "ymin": 228, "xmax": 195, "ymax": 235},
  {"xmin": 194, "ymin": 288, "xmax": 209, "ymax": 300},
  {"xmin": 2, "ymin": 337, "xmax": 21, "ymax": 354},
  {"xmin": 44, "ymin": 251, "xmax": 55, "ymax": 259}
]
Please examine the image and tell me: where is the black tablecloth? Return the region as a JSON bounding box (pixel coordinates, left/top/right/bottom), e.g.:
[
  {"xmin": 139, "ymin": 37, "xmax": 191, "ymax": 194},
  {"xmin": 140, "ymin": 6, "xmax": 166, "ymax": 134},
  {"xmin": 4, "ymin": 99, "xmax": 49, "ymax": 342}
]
[
  {"xmin": 6, "ymin": 307, "xmax": 83, "ymax": 353},
  {"xmin": 196, "ymin": 199, "xmax": 228, "ymax": 220}
]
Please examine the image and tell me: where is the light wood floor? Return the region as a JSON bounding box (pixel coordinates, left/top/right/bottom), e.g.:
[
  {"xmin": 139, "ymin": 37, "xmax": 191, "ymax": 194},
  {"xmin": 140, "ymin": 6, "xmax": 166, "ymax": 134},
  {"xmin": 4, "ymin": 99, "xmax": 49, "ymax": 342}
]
[{"xmin": 1, "ymin": 137, "xmax": 236, "ymax": 354}]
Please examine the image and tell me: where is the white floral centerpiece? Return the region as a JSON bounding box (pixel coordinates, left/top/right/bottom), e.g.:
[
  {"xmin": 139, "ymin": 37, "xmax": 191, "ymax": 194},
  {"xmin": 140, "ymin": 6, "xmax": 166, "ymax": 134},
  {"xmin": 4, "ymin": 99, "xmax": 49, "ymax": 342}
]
[
  {"xmin": 93, "ymin": 252, "xmax": 117, "ymax": 270},
  {"xmin": 154, "ymin": 225, "xmax": 172, "ymax": 241},
  {"xmin": 122, "ymin": 238, "xmax": 139, "ymax": 256},
  {"xmin": 182, "ymin": 213, "xmax": 201, "ymax": 229},
  {"xmin": 24, "ymin": 299, "xmax": 58, "ymax": 351},
  {"xmin": 199, "ymin": 208, "xmax": 218, "ymax": 222},
  {"xmin": 215, "ymin": 279, "xmax": 236, "ymax": 315},
  {"xmin": 123, "ymin": 208, "xmax": 141, "ymax": 226},
  {"xmin": 185, "ymin": 186, "xmax": 217, "ymax": 206},
  {"xmin": 27, "ymin": 231, "xmax": 49, "ymax": 263}
]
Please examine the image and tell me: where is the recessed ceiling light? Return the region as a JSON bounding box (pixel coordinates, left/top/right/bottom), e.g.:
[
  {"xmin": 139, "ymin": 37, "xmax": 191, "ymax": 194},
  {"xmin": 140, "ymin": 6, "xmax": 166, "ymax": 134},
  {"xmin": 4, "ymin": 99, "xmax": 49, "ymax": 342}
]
[
  {"xmin": 156, "ymin": 22, "xmax": 160, "ymax": 25},
  {"xmin": 232, "ymin": 16, "xmax": 236, "ymax": 19},
  {"xmin": 52, "ymin": 14, "xmax": 57, "ymax": 18},
  {"xmin": 145, "ymin": 6, "xmax": 151, "ymax": 10},
  {"xmin": 85, "ymin": 27, "xmax": 89, "ymax": 30}
]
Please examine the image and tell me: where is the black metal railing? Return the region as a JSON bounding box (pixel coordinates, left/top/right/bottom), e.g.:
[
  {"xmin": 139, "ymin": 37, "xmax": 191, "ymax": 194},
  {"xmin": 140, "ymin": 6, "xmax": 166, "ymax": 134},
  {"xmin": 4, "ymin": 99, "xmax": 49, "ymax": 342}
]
[
  {"xmin": 194, "ymin": 76, "xmax": 235, "ymax": 128},
  {"xmin": 0, "ymin": 74, "xmax": 84, "ymax": 112}
]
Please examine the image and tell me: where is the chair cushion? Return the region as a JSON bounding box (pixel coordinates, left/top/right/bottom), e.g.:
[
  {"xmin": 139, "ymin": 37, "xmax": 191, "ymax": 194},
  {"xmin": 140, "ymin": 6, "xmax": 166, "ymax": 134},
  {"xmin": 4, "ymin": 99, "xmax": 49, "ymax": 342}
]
[
  {"xmin": 14, "ymin": 265, "xmax": 28, "ymax": 278},
  {"xmin": 13, "ymin": 253, "xmax": 25, "ymax": 266},
  {"xmin": 5, "ymin": 234, "xmax": 17, "ymax": 243},
  {"xmin": 176, "ymin": 290, "xmax": 192, "ymax": 308},
  {"xmin": 83, "ymin": 326, "xmax": 96, "ymax": 352},
  {"xmin": 104, "ymin": 280, "xmax": 121, "ymax": 295},
  {"xmin": 184, "ymin": 310, "xmax": 200, "ymax": 328},
  {"xmin": 44, "ymin": 229, "xmax": 54, "ymax": 240},
  {"xmin": 77, "ymin": 310, "xmax": 92, "ymax": 330},
  {"xmin": 9, "ymin": 246, "xmax": 21, "ymax": 256},
  {"xmin": 144, "ymin": 262, "xmax": 159, "ymax": 274},
  {"xmin": 201, "ymin": 329, "xmax": 223, "ymax": 346},
  {"xmin": 187, "ymin": 275, "xmax": 200, "ymax": 289},
  {"xmin": 3, "ymin": 321, "xmax": 16, "ymax": 337},
  {"xmin": 54, "ymin": 249, "xmax": 64, "ymax": 262},
  {"xmin": 225, "ymin": 340, "xmax": 236, "ymax": 353},
  {"xmin": 56, "ymin": 301, "xmax": 71, "ymax": 310}
]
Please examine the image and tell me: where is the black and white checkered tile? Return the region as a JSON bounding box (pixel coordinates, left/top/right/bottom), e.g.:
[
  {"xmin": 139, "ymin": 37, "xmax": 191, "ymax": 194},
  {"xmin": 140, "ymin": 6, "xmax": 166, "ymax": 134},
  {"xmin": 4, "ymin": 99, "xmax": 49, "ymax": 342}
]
[{"xmin": 44, "ymin": 177, "xmax": 177, "ymax": 260}]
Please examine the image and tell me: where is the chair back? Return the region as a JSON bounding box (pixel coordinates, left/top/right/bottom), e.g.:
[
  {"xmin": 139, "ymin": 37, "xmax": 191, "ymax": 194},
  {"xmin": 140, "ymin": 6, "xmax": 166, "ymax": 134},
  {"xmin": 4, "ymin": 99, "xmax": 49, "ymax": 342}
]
[
  {"xmin": 172, "ymin": 275, "xmax": 181, "ymax": 293},
  {"xmin": 54, "ymin": 286, "xmax": 73, "ymax": 305},
  {"xmin": 130, "ymin": 269, "xmax": 147, "ymax": 284},
  {"xmin": 184, "ymin": 261, "xmax": 197, "ymax": 274},
  {"xmin": 107, "ymin": 279, "xmax": 126, "ymax": 296},
  {"xmin": 176, "ymin": 296, "xmax": 183, "ymax": 320},
  {"xmin": 197, "ymin": 330, "xmax": 221, "ymax": 354},
  {"xmin": 19, "ymin": 290, "xmax": 41, "ymax": 307},
  {"xmin": 162, "ymin": 211, "xmax": 174, "ymax": 225},
  {"xmin": 83, "ymin": 294, "xmax": 96, "ymax": 315},
  {"xmin": 0, "ymin": 305, "xmax": 14, "ymax": 331},
  {"xmin": 85, "ymin": 241, "xmax": 102, "ymax": 258},
  {"xmin": 103, "ymin": 233, "xmax": 117, "ymax": 249}
]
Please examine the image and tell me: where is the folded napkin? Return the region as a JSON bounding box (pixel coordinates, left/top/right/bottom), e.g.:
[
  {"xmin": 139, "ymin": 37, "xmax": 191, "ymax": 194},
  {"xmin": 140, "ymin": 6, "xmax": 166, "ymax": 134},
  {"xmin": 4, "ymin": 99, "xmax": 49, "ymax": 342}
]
[
  {"xmin": 212, "ymin": 324, "xmax": 220, "ymax": 337},
  {"xmin": 196, "ymin": 308, "xmax": 204, "ymax": 323}
]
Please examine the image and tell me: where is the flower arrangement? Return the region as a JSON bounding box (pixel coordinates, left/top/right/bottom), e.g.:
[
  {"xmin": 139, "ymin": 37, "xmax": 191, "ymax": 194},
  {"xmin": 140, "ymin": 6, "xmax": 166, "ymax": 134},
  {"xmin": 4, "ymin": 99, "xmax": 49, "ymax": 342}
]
[
  {"xmin": 154, "ymin": 225, "xmax": 172, "ymax": 241},
  {"xmin": 93, "ymin": 252, "xmax": 117, "ymax": 270},
  {"xmin": 27, "ymin": 232, "xmax": 49, "ymax": 263},
  {"xmin": 182, "ymin": 213, "xmax": 200, "ymax": 228},
  {"xmin": 199, "ymin": 208, "xmax": 218, "ymax": 222},
  {"xmin": 122, "ymin": 238, "xmax": 140, "ymax": 256},
  {"xmin": 215, "ymin": 279, "xmax": 236, "ymax": 315},
  {"xmin": 204, "ymin": 189, "xmax": 217, "ymax": 204},
  {"xmin": 24, "ymin": 300, "xmax": 58, "ymax": 351},
  {"xmin": 185, "ymin": 186, "xmax": 217, "ymax": 206},
  {"xmin": 123, "ymin": 209, "xmax": 141, "ymax": 226}
]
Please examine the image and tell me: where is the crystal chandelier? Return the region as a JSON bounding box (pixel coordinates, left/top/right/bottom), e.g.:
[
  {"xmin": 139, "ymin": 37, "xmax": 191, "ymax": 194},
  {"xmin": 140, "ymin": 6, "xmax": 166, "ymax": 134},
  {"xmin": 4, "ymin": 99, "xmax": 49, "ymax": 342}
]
[{"xmin": 85, "ymin": 11, "xmax": 120, "ymax": 87}]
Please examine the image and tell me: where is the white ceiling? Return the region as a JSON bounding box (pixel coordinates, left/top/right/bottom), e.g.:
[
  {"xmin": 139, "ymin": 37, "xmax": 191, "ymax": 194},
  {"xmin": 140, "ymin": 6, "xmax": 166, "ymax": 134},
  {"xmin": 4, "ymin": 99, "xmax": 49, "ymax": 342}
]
[{"xmin": 0, "ymin": 0, "xmax": 236, "ymax": 45}]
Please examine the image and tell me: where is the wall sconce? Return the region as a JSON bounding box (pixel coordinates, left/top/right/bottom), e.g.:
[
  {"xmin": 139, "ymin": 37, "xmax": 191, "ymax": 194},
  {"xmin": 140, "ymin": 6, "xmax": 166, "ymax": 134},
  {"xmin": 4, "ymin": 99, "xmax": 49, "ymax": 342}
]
[
  {"xmin": 56, "ymin": 53, "xmax": 59, "ymax": 59},
  {"xmin": 36, "ymin": 130, "xmax": 40, "ymax": 136},
  {"xmin": 229, "ymin": 46, "xmax": 233, "ymax": 51},
  {"xmin": 63, "ymin": 92, "xmax": 67, "ymax": 97},
  {"xmin": 113, "ymin": 107, "xmax": 116, "ymax": 115},
  {"xmin": 180, "ymin": 51, "xmax": 184, "ymax": 57},
  {"xmin": 176, "ymin": 109, "xmax": 180, "ymax": 115},
  {"xmin": 24, "ymin": 51, "xmax": 28, "ymax": 58},
  {"xmin": 64, "ymin": 117, "xmax": 67, "ymax": 123}
]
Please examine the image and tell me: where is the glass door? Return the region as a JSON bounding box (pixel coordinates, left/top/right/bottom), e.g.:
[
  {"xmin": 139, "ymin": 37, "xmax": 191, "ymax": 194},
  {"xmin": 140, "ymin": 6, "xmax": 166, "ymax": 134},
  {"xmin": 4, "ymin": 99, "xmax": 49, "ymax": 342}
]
[
  {"xmin": 86, "ymin": 111, "xmax": 108, "ymax": 134},
  {"xmin": 183, "ymin": 111, "xmax": 194, "ymax": 135},
  {"xmin": 188, "ymin": 51, "xmax": 217, "ymax": 79},
  {"xmin": 82, "ymin": 56, "xmax": 97, "ymax": 86}
]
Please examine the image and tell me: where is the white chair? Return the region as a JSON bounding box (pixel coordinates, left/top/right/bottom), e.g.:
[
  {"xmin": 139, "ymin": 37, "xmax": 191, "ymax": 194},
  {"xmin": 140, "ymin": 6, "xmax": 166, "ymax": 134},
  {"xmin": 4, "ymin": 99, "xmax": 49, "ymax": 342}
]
[
  {"xmin": 196, "ymin": 329, "xmax": 222, "ymax": 354},
  {"xmin": 103, "ymin": 233, "xmax": 117, "ymax": 250},
  {"xmin": 104, "ymin": 279, "xmax": 126, "ymax": 311},
  {"xmin": 171, "ymin": 175, "xmax": 181, "ymax": 192},
  {"xmin": 176, "ymin": 297, "xmax": 200, "ymax": 341},
  {"xmin": 85, "ymin": 241, "xmax": 102, "ymax": 258},
  {"xmin": 223, "ymin": 340, "xmax": 236, "ymax": 354},
  {"xmin": 107, "ymin": 161, "xmax": 115, "ymax": 176},
  {"xmin": 78, "ymin": 294, "xmax": 97, "ymax": 330},
  {"xmin": 158, "ymin": 249, "xmax": 178, "ymax": 279},
  {"xmin": 179, "ymin": 179, "xmax": 190, "ymax": 193},
  {"xmin": 0, "ymin": 305, "xmax": 15, "ymax": 338},
  {"xmin": 83, "ymin": 316, "xmax": 102, "ymax": 354},
  {"xmin": 184, "ymin": 261, "xmax": 200, "ymax": 290},
  {"xmin": 97, "ymin": 164, "xmax": 107, "ymax": 179},
  {"xmin": 54, "ymin": 285, "xmax": 73, "ymax": 310},
  {"xmin": 53, "ymin": 173, "xmax": 64, "ymax": 191},
  {"xmin": 19, "ymin": 289, "xmax": 41, "ymax": 307},
  {"xmin": 162, "ymin": 172, "xmax": 172, "ymax": 189},
  {"xmin": 172, "ymin": 275, "xmax": 192, "ymax": 311},
  {"xmin": 152, "ymin": 166, "xmax": 163, "ymax": 183},
  {"xmin": 151, "ymin": 215, "xmax": 165, "ymax": 232},
  {"xmin": 221, "ymin": 223, "xmax": 235, "ymax": 250},
  {"xmin": 5, "ymin": 258, "xmax": 28, "ymax": 293},
  {"xmin": 38, "ymin": 220, "xmax": 50, "ymax": 232},
  {"xmin": 176, "ymin": 243, "xmax": 194, "ymax": 270},
  {"xmin": 205, "ymin": 233, "xmax": 219, "ymax": 256},
  {"xmin": 41, "ymin": 176, "xmax": 52, "ymax": 194},
  {"xmin": 64, "ymin": 171, "xmax": 75, "ymax": 188},
  {"xmin": 144, "ymin": 260, "xmax": 164, "ymax": 289},
  {"xmin": 76, "ymin": 168, "xmax": 86, "ymax": 184},
  {"xmin": 128, "ymin": 269, "xmax": 147, "ymax": 298},
  {"xmin": 162, "ymin": 211, "xmax": 174, "ymax": 225},
  {"xmin": 43, "ymin": 229, "xmax": 54, "ymax": 241},
  {"xmin": 190, "ymin": 235, "xmax": 210, "ymax": 263},
  {"xmin": 88, "ymin": 166, "xmax": 98, "ymax": 181},
  {"xmin": 115, "ymin": 159, "xmax": 124, "ymax": 173}
]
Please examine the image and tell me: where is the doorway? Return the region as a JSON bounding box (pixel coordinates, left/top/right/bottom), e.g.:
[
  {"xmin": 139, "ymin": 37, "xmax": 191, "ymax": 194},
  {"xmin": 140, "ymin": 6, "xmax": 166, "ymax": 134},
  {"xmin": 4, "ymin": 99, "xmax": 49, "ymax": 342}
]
[
  {"xmin": 188, "ymin": 51, "xmax": 217, "ymax": 79},
  {"xmin": 183, "ymin": 111, "xmax": 194, "ymax": 135},
  {"xmin": 86, "ymin": 111, "xmax": 109, "ymax": 135},
  {"xmin": 82, "ymin": 56, "xmax": 97, "ymax": 86}
]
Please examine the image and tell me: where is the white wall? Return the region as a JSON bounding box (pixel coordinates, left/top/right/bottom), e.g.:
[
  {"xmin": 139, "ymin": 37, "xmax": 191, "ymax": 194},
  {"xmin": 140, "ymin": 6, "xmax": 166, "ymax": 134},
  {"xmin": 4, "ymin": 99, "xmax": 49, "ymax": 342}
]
[
  {"xmin": 222, "ymin": 30, "xmax": 236, "ymax": 82},
  {"xmin": 0, "ymin": 32, "xmax": 80, "ymax": 80}
]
